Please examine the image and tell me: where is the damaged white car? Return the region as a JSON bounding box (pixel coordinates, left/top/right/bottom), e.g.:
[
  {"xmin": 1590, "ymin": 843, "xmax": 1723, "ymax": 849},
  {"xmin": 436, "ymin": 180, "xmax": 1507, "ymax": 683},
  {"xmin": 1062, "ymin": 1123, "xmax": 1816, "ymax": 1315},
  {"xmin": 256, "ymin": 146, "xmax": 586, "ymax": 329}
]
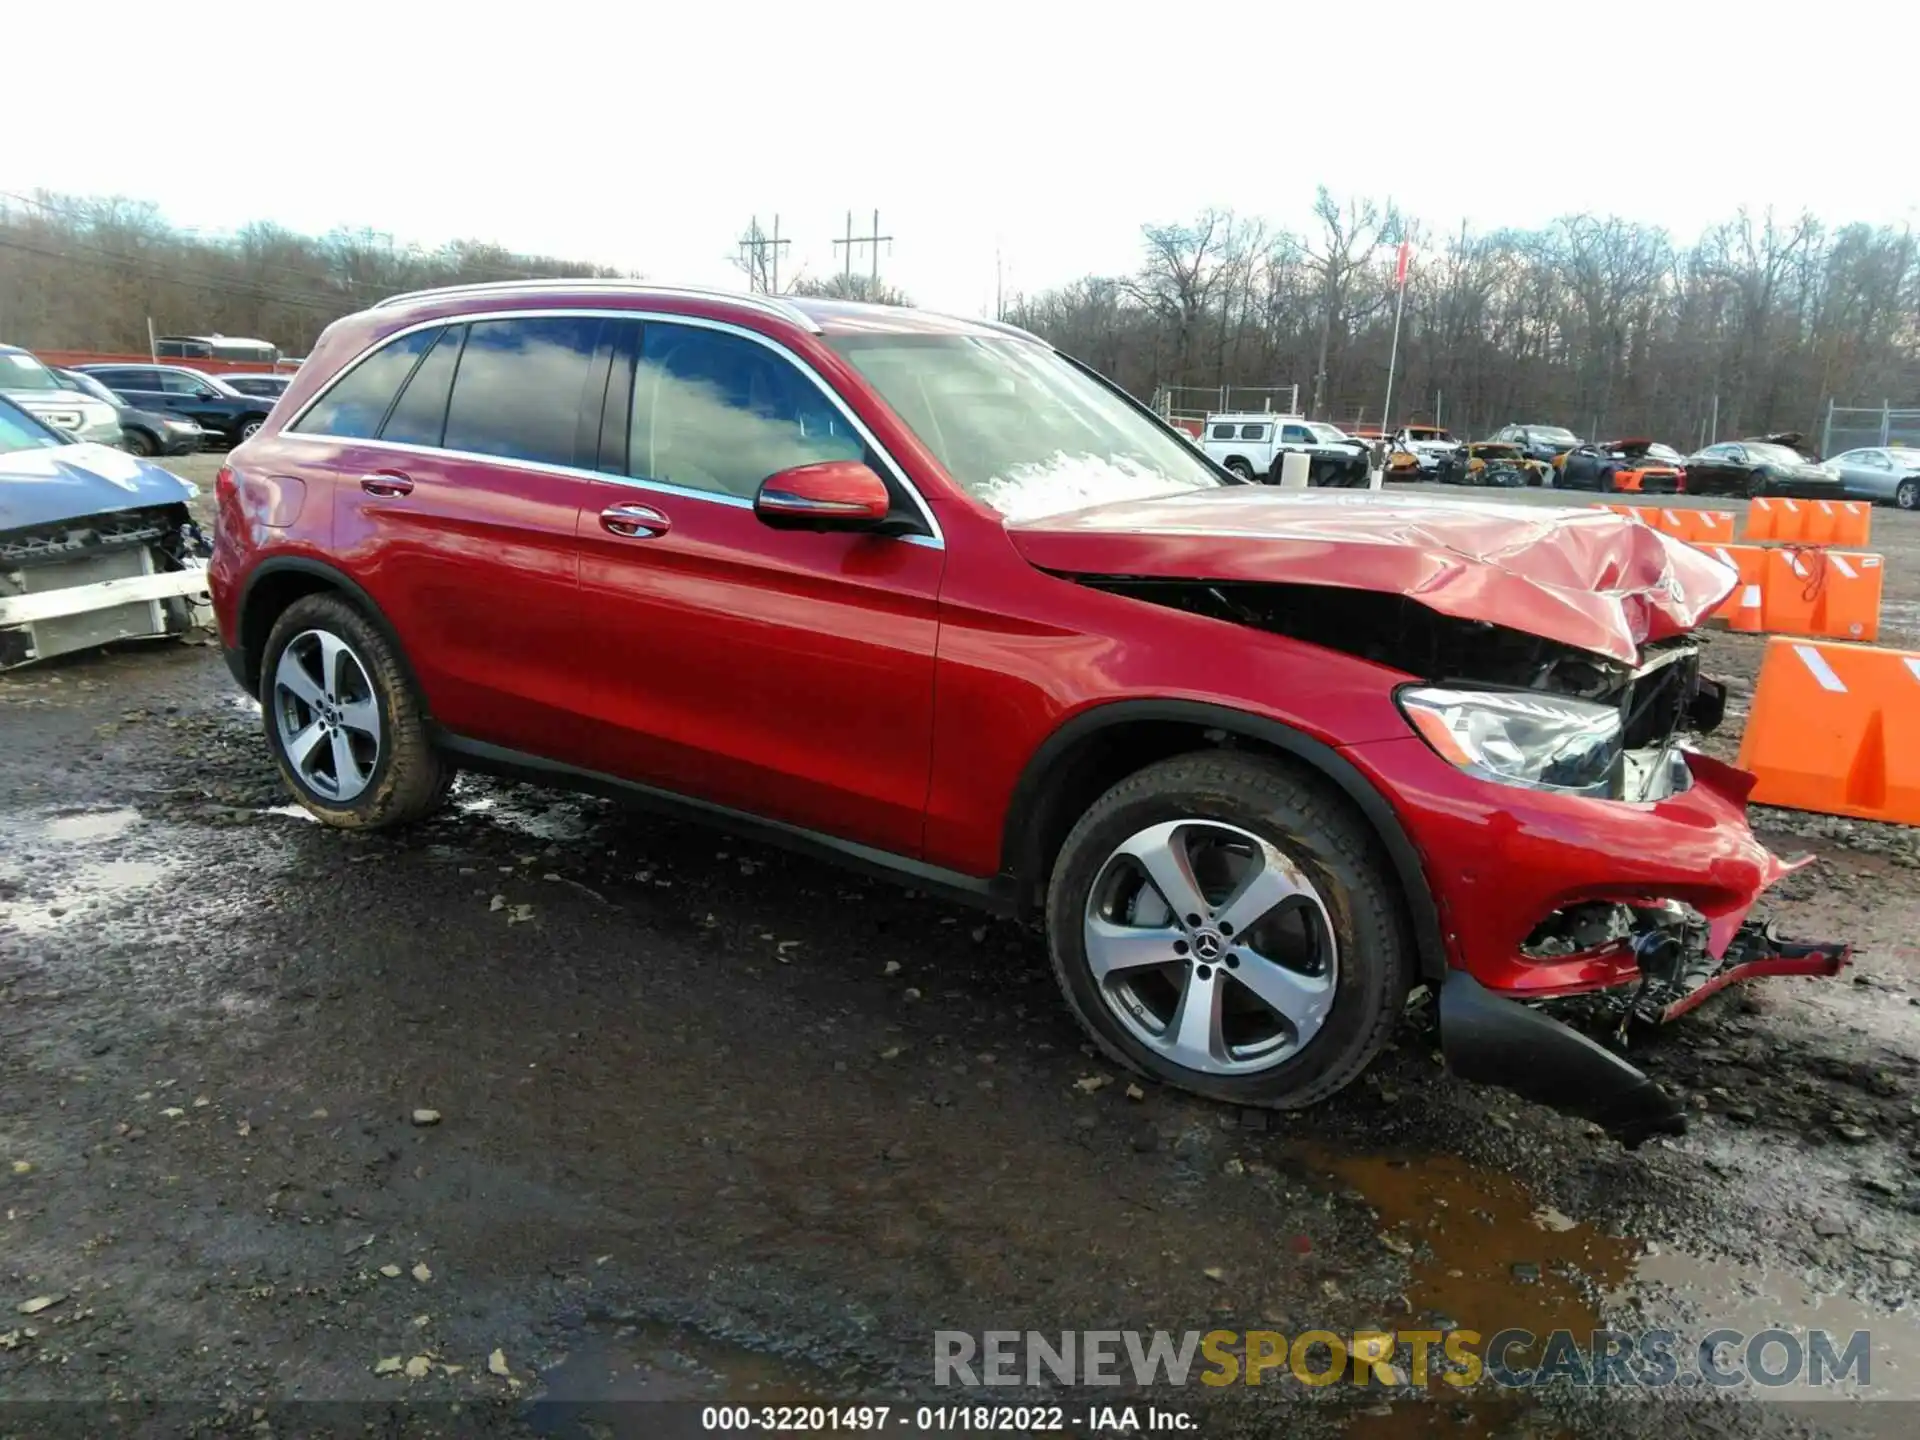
[{"xmin": 0, "ymin": 396, "xmax": 211, "ymax": 670}]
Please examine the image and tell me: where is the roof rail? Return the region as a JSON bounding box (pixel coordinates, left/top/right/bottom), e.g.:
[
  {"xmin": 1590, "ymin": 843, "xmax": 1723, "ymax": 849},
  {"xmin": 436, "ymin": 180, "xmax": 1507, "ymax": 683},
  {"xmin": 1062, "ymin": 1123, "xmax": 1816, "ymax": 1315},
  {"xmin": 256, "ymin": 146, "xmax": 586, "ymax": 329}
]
[
  {"xmin": 963, "ymin": 315, "xmax": 1049, "ymax": 346},
  {"xmin": 370, "ymin": 279, "xmax": 823, "ymax": 333}
]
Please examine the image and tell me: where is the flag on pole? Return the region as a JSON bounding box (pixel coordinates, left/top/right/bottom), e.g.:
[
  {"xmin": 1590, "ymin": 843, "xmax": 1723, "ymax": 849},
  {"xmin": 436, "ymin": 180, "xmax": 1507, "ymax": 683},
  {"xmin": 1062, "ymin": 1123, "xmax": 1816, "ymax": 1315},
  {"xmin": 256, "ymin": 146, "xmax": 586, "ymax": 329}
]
[{"xmin": 1395, "ymin": 240, "xmax": 1412, "ymax": 290}]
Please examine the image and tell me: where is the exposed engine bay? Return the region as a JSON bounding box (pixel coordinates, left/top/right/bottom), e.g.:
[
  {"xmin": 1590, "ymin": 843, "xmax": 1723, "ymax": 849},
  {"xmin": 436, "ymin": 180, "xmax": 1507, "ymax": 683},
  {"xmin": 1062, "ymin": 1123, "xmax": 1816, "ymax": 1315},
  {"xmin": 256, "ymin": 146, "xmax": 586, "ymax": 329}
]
[
  {"xmin": 0, "ymin": 501, "xmax": 212, "ymax": 669},
  {"xmin": 1081, "ymin": 579, "xmax": 1726, "ymax": 801}
]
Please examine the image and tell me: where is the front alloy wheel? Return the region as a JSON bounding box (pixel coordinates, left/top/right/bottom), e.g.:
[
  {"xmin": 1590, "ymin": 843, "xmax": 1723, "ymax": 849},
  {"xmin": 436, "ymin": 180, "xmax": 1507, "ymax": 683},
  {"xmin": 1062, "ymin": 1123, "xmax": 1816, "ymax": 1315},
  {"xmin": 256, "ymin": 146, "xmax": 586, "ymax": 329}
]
[
  {"xmin": 1045, "ymin": 752, "xmax": 1412, "ymax": 1110},
  {"xmin": 1896, "ymin": 478, "xmax": 1918, "ymax": 511},
  {"xmin": 272, "ymin": 629, "xmax": 382, "ymax": 803},
  {"xmin": 1085, "ymin": 819, "xmax": 1337, "ymax": 1074}
]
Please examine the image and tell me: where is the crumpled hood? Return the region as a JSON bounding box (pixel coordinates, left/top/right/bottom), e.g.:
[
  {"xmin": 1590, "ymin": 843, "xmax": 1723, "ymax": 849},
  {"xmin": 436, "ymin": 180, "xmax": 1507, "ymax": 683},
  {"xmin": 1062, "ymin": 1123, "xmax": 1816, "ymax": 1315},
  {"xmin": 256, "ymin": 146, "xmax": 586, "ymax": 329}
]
[
  {"xmin": 1007, "ymin": 487, "xmax": 1739, "ymax": 664},
  {"xmin": 0, "ymin": 442, "xmax": 197, "ymax": 533}
]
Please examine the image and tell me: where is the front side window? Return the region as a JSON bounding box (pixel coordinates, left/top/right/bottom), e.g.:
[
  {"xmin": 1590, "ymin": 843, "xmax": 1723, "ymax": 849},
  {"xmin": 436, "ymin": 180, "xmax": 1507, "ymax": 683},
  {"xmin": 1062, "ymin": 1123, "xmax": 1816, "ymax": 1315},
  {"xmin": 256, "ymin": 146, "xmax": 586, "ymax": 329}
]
[
  {"xmin": 829, "ymin": 334, "xmax": 1225, "ymax": 521},
  {"xmin": 1281, "ymin": 424, "xmax": 1313, "ymax": 444},
  {"xmin": 291, "ymin": 327, "xmax": 440, "ymax": 440},
  {"xmin": 630, "ymin": 323, "xmax": 864, "ymax": 499},
  {"xmin": 442, "ymin": 316, "xmax": 603, "ymax": 468},
  {"xmin": 157, "ymin": 370, "xmax": 214, "ymax": 397},
  {"xmin": 91, "ymin": 369, "xmax": 153, "ymax": 392}
]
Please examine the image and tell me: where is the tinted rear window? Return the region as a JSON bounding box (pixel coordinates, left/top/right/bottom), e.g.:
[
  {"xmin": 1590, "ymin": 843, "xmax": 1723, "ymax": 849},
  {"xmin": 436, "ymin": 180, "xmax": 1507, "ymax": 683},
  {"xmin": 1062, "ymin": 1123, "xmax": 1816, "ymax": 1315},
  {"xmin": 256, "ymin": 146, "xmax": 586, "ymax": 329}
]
[
  {"xmin": 380, "ymin": 326, "xmax": 465, "ymax": 448},
  {"xmin": 442, "ymin": 317, "xmax": 604, "ymax": 468},
  {"xmin": 292, "ymin": 328, "xmax": 440, "ymax": 440}
]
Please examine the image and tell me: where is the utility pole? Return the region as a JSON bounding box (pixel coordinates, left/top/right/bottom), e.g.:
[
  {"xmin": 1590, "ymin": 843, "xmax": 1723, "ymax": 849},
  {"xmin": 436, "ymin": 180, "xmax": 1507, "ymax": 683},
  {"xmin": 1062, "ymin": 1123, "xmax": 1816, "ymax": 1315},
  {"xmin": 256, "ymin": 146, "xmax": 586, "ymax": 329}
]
[
  {"xmin": 833, "ymin": 209, "xmax": 893, "ymax": 285},
  {"xmin": 736, "ymin": 215, "xmax": 790, "ymax": 294}
]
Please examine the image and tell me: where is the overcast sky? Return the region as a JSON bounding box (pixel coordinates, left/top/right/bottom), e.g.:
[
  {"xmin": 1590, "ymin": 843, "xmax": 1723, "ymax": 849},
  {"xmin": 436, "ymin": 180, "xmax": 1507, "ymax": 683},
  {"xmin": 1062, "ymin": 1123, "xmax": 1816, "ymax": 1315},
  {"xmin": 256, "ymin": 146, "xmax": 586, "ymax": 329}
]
[{"xmin": 6, "ymin": 0, "xmax": 1915, "ymax": 315}]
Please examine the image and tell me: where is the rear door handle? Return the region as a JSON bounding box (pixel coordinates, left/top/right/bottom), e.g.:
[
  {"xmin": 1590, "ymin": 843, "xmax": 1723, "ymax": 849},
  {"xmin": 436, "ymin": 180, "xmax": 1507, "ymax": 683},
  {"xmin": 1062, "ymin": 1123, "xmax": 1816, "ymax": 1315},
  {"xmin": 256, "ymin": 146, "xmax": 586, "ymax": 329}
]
[
  {"xmin": 359, "ymin": 471, "xmax": 413, "ymax": 497},
  {"xmin": 600, "ymin": 502, "xmax": 671, "ymax": 538}
]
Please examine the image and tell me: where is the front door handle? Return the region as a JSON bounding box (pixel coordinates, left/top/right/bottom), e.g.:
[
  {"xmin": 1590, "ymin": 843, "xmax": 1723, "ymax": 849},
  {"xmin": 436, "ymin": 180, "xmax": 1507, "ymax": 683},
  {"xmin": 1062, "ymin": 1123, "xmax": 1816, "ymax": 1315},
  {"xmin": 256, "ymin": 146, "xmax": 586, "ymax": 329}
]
[
  {"xmin": 359, "ymin": 471, "xmax": 414, "ymax": 497},
  {"xmin": 600, "ymin": 502, "xmax": 671, "ymax": 538}
]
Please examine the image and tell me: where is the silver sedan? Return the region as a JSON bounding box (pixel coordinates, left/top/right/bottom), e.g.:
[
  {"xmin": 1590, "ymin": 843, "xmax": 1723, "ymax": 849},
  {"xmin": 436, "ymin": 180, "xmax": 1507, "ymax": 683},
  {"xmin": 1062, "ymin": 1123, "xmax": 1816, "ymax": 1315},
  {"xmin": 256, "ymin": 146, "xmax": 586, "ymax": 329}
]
[{"xmin": 1831, "ymin": 447, "xmax": 1920, "ymax": 510}]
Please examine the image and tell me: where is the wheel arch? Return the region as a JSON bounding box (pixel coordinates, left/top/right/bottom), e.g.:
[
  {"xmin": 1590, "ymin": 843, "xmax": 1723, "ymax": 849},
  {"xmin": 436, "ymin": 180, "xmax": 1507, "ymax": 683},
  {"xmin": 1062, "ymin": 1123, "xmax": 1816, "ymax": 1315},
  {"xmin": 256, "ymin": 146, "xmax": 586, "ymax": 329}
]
[
  {"xmin": 237, "ymin": 557, "xmax": 425, "ymax": 704},
  {"xmin": 1001, "ymin": 699, "xmax": 1447, "ymax": 980}
]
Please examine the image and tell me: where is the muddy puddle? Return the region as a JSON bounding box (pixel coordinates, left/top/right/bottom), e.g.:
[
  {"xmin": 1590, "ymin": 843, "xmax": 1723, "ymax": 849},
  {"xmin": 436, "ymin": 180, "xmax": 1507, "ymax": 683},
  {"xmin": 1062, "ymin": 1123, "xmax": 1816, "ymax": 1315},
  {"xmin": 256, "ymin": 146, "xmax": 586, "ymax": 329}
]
[
  {"xmin": 528, "ymin": 1320, "xmax": 858, "ymax": 1439},
  {"xmin": 455, "ymin": 787, "xmax": 606, "ymax": 843},
  {"xmin": 1307, "ymin": 1145, "xmax": 1920, "ymax": 1433},
  {"xmin": 0, "ymin": 806, "xmax": 174, "ymax": 937}
]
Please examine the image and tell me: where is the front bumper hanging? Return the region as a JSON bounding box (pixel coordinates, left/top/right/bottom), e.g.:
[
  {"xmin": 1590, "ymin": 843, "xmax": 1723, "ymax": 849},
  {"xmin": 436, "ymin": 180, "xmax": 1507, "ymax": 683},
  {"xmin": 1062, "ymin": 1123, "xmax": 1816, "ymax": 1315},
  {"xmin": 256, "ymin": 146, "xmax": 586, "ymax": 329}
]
[{"xmin": 1438, "ymin": 915, "xmax": 1850, "ymax": 1145}]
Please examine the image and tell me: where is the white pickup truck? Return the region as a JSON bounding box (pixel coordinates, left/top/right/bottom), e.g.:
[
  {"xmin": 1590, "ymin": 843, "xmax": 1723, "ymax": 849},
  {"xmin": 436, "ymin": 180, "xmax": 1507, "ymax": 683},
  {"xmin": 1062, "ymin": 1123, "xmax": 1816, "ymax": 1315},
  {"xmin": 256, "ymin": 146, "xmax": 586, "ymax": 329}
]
[{"xmin": 1199, "ymin": 413, "xmax": 1371, "ymax": 486}]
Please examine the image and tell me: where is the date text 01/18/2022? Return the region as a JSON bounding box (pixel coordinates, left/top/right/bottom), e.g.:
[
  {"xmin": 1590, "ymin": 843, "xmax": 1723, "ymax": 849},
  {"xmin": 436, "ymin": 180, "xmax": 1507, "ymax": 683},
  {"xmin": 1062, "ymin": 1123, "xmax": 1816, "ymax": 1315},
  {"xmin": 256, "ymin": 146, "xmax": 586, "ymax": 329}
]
[{"xmin": 700, "ymin": 1404, "xmax": 1199, "ymax": 1432}]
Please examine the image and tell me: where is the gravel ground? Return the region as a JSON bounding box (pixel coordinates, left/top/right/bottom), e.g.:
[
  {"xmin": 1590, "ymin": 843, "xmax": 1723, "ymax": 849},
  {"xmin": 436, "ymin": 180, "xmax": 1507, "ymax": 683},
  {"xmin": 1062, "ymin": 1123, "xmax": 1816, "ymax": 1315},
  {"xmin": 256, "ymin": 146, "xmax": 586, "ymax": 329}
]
[{"xmin": 3, "ymin": 462, "xmax": 1919, "ymax": 1438}]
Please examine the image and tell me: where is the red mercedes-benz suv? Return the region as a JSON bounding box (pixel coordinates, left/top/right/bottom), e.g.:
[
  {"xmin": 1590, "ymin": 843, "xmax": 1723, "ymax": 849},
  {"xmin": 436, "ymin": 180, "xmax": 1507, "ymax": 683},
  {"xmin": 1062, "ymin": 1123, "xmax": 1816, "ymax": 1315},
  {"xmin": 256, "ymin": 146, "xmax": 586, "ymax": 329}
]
[{"xmin": 209, "ymin": 281, "xmax": 1845, "ymax": 1141}]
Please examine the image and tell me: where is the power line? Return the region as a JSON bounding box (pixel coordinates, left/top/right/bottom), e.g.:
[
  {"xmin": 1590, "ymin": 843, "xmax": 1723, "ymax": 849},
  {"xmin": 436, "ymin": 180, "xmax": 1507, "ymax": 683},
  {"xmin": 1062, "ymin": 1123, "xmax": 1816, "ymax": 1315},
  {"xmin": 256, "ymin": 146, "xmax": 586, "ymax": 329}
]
[
  {"xmin": 736, "ymin": 214, "xmax": 791, "ymax": 294},
  {"xmin": 833, "ymin": 209, "xmax": 894, "ymax": 283}
]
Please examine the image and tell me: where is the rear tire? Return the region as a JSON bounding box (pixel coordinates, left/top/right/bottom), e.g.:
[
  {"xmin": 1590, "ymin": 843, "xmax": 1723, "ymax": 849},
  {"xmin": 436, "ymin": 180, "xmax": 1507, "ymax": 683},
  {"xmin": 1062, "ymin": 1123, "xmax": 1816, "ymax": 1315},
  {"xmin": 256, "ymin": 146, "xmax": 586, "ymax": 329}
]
[
  {"xmin": 260, "ymin": 593, "xmax": 453, "ymax": 830},
  {"xmin": 1044, "ymin": 752, "xmax": 1412, "ymax": 1110},
  {"xmin": 237, "ymin": 416, "xmax": 266, "ymax": 443},
  {"xmin": 1223, "ymin": 457, "xmax": 1254, "ymax": 480}
]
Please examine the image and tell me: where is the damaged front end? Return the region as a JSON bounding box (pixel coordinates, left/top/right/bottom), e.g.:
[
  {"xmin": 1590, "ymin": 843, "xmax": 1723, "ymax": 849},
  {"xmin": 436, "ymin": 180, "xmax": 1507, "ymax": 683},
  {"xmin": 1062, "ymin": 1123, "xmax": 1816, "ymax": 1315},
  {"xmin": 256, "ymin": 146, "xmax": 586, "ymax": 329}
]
[
  {"xmin": 1444, "ymin": 908, "xmax": 1849, "ymax": 1145},
  {"xmin": 0, "ymin": 427, "xmax": 212, "ymax": 670},
  {"xmin": 1074, "ymin": 580, "xmax": 1851, "ymax": 1144}
]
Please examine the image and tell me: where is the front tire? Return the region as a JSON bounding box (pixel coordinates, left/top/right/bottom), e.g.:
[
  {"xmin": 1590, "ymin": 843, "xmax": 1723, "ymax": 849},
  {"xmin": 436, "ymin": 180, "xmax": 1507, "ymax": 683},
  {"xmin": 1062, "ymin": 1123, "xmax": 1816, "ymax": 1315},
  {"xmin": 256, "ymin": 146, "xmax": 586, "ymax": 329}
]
[
  {"xmin": 260, "ymin": 593, "xmax": 453, "ymax": 829},
  {"xmin": 1044, "ymin": 752, "xmax": 1412, "ymax": 1110},
  {"xmin": 123, "ymin": 428, "xmax": 156, "ymax": 457},
  {"xmin": 1896, "ymin": 478, "xmax": 1918, "ymax": 511}
]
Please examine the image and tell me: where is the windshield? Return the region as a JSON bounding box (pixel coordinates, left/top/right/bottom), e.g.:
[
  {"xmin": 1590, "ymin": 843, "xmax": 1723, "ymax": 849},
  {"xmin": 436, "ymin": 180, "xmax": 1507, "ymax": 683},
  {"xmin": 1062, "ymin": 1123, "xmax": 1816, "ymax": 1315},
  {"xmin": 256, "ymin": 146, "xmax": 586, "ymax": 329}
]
[
  {"xmin": 1308, "ymin": 423, "xmax": 1349, "ymax": 443},
  {"xmin": 1405, "ymin": 428, "xmax": 1452, "ymax": 442},
  {"xmin": 0, "ymin": 351, "xmax": 69, "ymax": 392},
  {"xmin": 1530, "ymin": 426, "xmax": 1579, "ymax": 444},
  {"xmin": 0, "ymin": 396, "xmax": 66, "ymax": 455},
  {"xmin": 1745, "ymin": 443, "xmax": 1808, "ymax": 466},
  {"xmin": 828, "ymin": 334, "xmax": 1226, "ymax": 520}
]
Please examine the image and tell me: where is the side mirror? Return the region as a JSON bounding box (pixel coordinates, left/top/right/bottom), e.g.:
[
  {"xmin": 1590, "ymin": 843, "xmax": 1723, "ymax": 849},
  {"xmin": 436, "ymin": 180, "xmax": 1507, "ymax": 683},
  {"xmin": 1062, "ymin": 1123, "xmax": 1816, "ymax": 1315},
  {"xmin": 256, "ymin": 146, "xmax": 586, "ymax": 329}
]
[{"xmin": 754, "ymin": 460, "xmax": 893, "ymax": 531}]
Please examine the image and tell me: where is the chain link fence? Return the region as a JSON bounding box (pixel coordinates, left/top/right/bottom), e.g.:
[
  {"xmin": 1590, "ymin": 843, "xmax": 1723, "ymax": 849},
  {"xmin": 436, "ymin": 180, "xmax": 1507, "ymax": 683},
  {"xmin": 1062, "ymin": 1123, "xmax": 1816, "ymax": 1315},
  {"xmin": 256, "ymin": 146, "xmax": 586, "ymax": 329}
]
[{"xmin": 1822, "ymin": 403, "xmax": 1920, "ymax": 456}]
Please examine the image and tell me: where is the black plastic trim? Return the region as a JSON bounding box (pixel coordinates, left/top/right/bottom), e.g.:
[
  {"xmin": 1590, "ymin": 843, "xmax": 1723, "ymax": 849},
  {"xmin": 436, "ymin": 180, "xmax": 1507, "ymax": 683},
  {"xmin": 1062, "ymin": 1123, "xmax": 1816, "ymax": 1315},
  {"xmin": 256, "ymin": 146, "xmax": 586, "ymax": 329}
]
[
  {"xmin": 1001, "ymin": 698, "xmax": 1447, "ymax": 979},
  {"xmin": 437, "ymin": 732, "xmax": 1017, "ymax": 915},
  {"xmin": 1438, "ymin": 971, "xmax": 1686, "ymax": 1145},
  {"xmin": 234, "ymin": 557, "xmax": 425, "ymax": 702}
]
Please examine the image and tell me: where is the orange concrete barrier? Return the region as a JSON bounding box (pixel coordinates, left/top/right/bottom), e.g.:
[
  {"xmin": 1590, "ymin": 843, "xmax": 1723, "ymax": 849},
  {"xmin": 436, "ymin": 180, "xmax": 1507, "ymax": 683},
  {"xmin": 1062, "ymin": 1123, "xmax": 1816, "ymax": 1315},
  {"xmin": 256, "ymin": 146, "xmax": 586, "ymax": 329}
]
[
  {"xmin": 1702, "ymin": 544, "xmax": 1768, "ymax": 626},
  {"xmin": 1745, "ymin": 497, "xmax": 1872, "ymax": 546},
  {"xmin": 1686, "ymin": 509, "xmax": 1739, "ymax": 544},
  {"xmin": 1737, "ymin": 638, "xmax": 1920, "ymax": 825},
  {"xmin": 1831, "ymin": 501, "xmax": 1872, "ymax": 549},
  {"xmin": 1599, "ymin": 504, "xmax": 1738, "ymax": 544},
  {"xmin": 1745, "ymin": 497, "xmax": 1802, "ymax": 542},
  {"xmin": 1760, "ymin": 548, "xmax": 1884, "ymax": 643}
]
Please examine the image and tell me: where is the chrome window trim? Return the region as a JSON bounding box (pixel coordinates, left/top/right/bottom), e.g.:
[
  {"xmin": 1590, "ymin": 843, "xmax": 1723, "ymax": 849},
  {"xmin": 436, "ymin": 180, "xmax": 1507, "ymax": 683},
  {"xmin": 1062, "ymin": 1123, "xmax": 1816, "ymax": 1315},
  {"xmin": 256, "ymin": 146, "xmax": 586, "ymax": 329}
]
[{"xmin": 281, "ymin": 307, "xmax": 944, "ymax": 548}]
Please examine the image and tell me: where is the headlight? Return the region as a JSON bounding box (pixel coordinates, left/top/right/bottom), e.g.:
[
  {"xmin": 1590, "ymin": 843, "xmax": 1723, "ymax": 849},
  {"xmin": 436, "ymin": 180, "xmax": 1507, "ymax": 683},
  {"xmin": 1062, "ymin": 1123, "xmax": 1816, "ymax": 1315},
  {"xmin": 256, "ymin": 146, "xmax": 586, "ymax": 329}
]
[{"xmin": 1398, "ymin": 686, "xmax": 1624, "ymax": 796}]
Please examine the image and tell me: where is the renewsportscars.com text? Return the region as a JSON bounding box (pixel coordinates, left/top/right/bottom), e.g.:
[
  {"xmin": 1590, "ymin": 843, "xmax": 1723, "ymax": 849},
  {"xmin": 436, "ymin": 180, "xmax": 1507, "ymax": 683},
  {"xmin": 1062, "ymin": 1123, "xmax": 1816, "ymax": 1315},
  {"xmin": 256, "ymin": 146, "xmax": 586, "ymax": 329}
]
[{"xmin": 934, "ymin": 1327, "xmax": 1872, "ymax": 1391}]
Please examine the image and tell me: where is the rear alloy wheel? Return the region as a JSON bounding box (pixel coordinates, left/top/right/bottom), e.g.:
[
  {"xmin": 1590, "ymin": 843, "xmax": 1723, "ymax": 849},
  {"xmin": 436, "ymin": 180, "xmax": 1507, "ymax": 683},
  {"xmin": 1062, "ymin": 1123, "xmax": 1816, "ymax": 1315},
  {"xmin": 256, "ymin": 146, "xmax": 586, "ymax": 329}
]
[
  {"xmin": 1896, "ymin": 478, "xmax": 1918, "ymax": 511},
  {"xmin": 1223, "ymin": 457, "xmax": 1254, "ymax": 480},
  {"xmin": 1046, "ymin": 753, "xmax": 1411, "ymax": 1109},
  {"xmin": 238, "ymin": 418, "xmax": 265, "ymax": 443},
  {"xmin": 261, "ymin": 593, "xmax": 453, "ymax": 829},
  {"xmin": 1745, "ymin": 470, "xmax": 1769, "ymax": 499}
]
